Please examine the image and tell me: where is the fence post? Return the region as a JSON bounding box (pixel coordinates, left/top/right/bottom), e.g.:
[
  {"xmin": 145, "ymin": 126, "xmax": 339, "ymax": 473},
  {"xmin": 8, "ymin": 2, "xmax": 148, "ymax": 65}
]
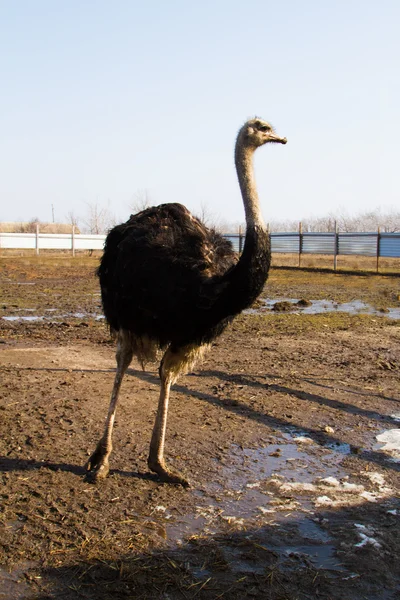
[
  {"xmin": 298, "ymin": 222, "xmax": 302, "ymax": 267},
  {"xmin": 376, "ymin": 227, "xmax": 380, "ymax": 273},
  {"xmin": 333, "ymin": 221, "xmax": 338, "ymax": 271},
  {"xmin": 238, "ymin": 226, "xmax": 243, "ymax": 254},
  {"xmin": 35, "ymin": 223, "xmax": 39, "ymax": 256},
  {"xmin": 72, "ymin": 226, "xmax": 75, "ymax": 257}
]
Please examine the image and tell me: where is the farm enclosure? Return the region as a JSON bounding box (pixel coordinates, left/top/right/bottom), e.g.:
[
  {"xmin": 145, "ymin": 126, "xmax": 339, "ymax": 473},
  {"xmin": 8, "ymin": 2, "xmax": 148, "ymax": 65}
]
[{"xmin": 0, "ymin": 256, "xmax": 399, "ymax": 599}]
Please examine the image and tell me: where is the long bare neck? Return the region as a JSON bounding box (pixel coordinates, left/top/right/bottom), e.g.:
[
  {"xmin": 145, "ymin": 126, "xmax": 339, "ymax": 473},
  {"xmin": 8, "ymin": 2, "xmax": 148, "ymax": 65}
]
[
  {"xmin": 234, "ymin": 140, "xmax": 266, "ymax": 231},
  {"xmin": 202, "ymin": 130, "xmax": 271, "ymax": 328}
]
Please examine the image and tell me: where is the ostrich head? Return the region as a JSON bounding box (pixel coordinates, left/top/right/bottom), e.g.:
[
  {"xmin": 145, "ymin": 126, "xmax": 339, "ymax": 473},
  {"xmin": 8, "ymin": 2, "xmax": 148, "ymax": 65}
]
[{"xmin": 239, "ymin": 118, "xmax": 287, "ymax": 149}]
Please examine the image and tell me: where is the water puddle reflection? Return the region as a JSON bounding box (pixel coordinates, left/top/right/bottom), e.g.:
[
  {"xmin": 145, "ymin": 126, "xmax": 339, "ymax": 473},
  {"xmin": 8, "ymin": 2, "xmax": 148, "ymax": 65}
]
[
  {"xmin": 247, "ymin": 298, "xmax": 400, "ymax": 319},
  {"xmin": 2, "ymin": 311, "xmax": 104, "ymax": 322},
  {"xmin": 2, "ymin": 315, "xmax": 44, "ymax": 322},
  {"xmin": 166, "ymin": 432, "xmax": 348, "ymax": 544},
  {"xmin": 164, "ymin": 431, "xmax": 393, "ymax": 576}
]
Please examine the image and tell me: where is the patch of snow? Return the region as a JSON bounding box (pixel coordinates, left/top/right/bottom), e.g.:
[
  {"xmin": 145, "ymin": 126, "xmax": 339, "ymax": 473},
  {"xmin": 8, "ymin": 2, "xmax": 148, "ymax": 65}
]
[
  {"xmin": 280, "ymin": 482, "xmax": 317, "ymax": 493},
  {"xmin": 364, "ymin": 472, "xmax": 385, "ymax": 486},
  {"xmin": 266, "ymin": 467, "xmax": 394, "ymax": 510},
  {"xmin": 354, "ymin": 524, "xmax": 381, "ymax": 549},
  {"xmin": 246, "ymin": 482, "xmax": 260, "ymax": 489},
  {"xmin": 258, "ymin": 506, "xmax": 276, "ymax": 514},
  {"xmin": 221, "ymin": 516, "xmax": 245, "ymax": 526},
  {"xmin": 360, "ymin": 491, "xmax": 379, "ymax": 502},
  {"xmin": 319, "ymin": 477, "xmax": 340, "ymax": 487},
  {"xmin": 342, "ymin": 573, "xmax": 361, "ymax": 580},
  {"xmin": 375, "ymin": 429, "xmax": 400, "ymax": 461},
  {"xmin": 355, "ymin": 533, "xmax": 381, "ymax": 549},
  {"xmin": 315, "ymin": 496, "xmax": 334, "ymax": 507},
  {"xmin": 390, "ymin": 413, "xmax": 400, "ymax": 422},
  {"xmin": 363, "ymin": 471, "xmax": 392, "ymax": 494},
  {"xmin": 340, "ymin": 482, "xmax": 365, "ymax": 493}
]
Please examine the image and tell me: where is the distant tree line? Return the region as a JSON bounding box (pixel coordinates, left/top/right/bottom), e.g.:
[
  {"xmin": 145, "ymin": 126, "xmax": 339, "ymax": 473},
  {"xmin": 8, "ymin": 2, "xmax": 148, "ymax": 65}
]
[
  {"xmin": 4, "ymin": 194, "xmax": 399, "ymax": 235},
  {"xmin": 267, "ymin": 208, "xmax": 400, "ymax": 234}
]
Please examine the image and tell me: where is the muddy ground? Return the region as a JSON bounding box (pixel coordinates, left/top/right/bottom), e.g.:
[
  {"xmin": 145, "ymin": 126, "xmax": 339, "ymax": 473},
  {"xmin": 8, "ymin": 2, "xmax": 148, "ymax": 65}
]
[{"xmin": 0, "ymin": 256, "xmax": 399, "ymax": 600}]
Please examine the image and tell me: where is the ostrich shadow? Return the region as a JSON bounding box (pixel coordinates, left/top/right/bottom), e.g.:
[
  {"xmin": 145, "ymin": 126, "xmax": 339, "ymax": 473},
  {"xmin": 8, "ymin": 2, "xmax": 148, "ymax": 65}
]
[
  {"xmin": 0, "ymin": 455, "xmax": 158, "ymax": 482},
  {"xmin": 1, "ymin": 364, "xmax": 398, "ymax": 476},
  {"xmin": 125, "ymin": 367, "xmax": 400, "ymax": 474},
  {"xmin": 127, "ymin": 366, "xmax": 398, "ymax": 427}
]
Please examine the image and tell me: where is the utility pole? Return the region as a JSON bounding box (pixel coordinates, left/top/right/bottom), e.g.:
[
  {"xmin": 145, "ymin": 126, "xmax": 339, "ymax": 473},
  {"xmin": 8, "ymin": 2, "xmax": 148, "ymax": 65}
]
[{"xmin": 51, "ymin": 204, "xmax": 55, "ymax": 223}]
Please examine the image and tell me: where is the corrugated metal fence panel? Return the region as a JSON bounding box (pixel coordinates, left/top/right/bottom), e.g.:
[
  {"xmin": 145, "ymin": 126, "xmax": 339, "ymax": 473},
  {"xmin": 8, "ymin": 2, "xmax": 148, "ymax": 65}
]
[
  {"xmin": 380, "ymin": 233, "xmax": 400, "ymax": 258},
  {"xmin": 338, "ymin": 233, "xmax": 377, "ymax": 256},
  {"xmin": 223, "ymin": 234, "xmax": 241, "ymax": 252},
  {"xmin": 270, "ymin": 233, "xmax": 300, "ymax": 253},
  {"xmin": 0, "ymin": 232, "xmax": 36, "ymax": 249},
  {"xmin": 302, "ymin": 233, "xmax": 336, "ymax": 255}
]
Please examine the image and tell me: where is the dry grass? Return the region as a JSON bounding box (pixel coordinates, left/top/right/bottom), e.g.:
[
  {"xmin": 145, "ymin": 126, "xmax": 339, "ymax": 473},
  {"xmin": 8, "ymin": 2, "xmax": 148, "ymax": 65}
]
[
  {"xmin": 271, "ymin": 252, "xmax": 400, "ymax": 273},
  {"xmin": 1, "ymin": 249, "xmax": 398, "ymax": 273}
]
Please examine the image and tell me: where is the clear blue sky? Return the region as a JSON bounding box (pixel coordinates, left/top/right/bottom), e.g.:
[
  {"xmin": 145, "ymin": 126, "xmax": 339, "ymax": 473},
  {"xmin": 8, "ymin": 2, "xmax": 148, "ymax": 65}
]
[{"xmin": 1, "ymin": 0, "xmax": 399, "ymax": 226}]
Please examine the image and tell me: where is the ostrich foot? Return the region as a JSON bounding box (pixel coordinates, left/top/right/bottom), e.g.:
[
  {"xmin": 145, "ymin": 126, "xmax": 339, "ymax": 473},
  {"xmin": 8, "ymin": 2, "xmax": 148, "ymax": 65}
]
[
  {"xmin": 85, "ymin": 444, "xmax": 110, "ymax": 482},
  {"xmin": 148, "ymin": 458, "xmax": 190, "ymax": 488}
]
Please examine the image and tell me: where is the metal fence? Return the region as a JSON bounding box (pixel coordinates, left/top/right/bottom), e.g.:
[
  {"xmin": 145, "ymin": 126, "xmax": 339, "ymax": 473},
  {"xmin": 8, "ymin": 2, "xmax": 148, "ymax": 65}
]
[
  {"xmin": 226, "ymin": 231, "xmax": 400, "ymax": 257},
  {"xmin": 1, "ymin": 227, "xmax": 399, "ymax": 268}
]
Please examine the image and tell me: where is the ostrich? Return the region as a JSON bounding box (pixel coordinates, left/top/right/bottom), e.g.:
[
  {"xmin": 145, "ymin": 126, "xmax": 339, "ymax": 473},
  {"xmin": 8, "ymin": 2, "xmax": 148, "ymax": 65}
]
[{"xmin": 86, "ymin": 118, "xmax": 287, "ymax": 487}]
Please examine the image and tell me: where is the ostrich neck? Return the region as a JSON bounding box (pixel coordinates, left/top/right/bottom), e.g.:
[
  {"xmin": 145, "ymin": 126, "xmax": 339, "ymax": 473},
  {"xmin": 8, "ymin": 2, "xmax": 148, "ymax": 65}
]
[
  {"xmin": 235, "ymin": 144, "xmax": 266, "ymax": 230},
  {"xmin": 210, "ymin": 141, "xmax": 271, "ymax": 318}
]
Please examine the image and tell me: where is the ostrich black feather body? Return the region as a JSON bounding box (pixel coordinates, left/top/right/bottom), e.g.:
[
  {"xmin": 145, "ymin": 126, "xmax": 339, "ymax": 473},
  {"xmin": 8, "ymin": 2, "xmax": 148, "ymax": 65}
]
[{"xmin": 98, "ymin": 203, "xmax": 270, "ymax": 350}]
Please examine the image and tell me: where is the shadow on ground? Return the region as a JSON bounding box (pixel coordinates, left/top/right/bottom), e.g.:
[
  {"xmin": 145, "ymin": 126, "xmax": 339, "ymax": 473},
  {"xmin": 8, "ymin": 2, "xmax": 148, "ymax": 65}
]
[{"xmin": 31, "ymin": 498, "xmax": 399, "ymax": 600}]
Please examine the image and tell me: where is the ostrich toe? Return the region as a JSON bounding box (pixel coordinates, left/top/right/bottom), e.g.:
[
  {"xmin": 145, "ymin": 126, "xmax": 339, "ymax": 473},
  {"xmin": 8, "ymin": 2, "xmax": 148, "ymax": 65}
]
[
  {"xmin": 85, "ymin": 445, "xmax": 110, "ymax": 482},
  {"xmin": 148, "ymin": 458, "xmax": 190, "ymax": 488}
]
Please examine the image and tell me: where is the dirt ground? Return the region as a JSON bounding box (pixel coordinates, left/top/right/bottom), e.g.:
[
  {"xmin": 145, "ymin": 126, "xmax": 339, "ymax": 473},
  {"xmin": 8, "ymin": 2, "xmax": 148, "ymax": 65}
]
[{"xmin": 0, "ymin": 256, "xmax": 399, "ymax": 600}]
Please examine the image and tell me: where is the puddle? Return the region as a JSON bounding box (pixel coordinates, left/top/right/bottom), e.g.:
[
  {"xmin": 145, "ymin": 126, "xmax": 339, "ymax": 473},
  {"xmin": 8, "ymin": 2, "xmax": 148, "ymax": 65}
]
[
  {"xmin": 281, "ymin": 543, "xmax": 344, "ymax": 571},
  {"xmin": 246, "ymin": 298, "xmax": 400, "ymax": 319},
  {"xmin": 3, "ymin": 298, "xmax": 399, "ymax": 323},
  {"xmin": 71, "ymin": 312, "xmax": 104, "ymax": 320},
  {"xmin": 165, "ymin": 431, "xmax": 394, "ymax": 578},
  {"xmin": 324, "ymin": 440, "xmax": 351, "ymax": 455},
  {"xmin": 2, "ymin": 315, "xmax": 44, "ymax": 322},
  {"xmin": 166, "ymin": 432, "xmax": 348, "ymax": 542},
  {"xmin": 298, "ymin": 518, "xmax": 331, "ymax": 542},
  {"xmin": 2, "ymin": 311, "xmax": 104, "ymax": 322}
]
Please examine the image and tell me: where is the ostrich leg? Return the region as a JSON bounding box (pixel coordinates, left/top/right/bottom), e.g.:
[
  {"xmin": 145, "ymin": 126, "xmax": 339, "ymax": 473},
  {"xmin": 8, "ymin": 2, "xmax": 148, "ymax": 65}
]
[
  {"xmin": 148, "ymin": 346, "xmax": 195, "ymax": 488},
  {"xmin": 86, "ymin": 332, "xmax": 133, "ymax": 481}
]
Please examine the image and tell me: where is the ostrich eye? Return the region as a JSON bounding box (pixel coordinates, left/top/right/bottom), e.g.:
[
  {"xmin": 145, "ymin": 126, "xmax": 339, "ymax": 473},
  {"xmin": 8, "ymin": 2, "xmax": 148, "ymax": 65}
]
[{"xmin": 259, "ymin": 125, "xmax": 270, "ymax": 132}]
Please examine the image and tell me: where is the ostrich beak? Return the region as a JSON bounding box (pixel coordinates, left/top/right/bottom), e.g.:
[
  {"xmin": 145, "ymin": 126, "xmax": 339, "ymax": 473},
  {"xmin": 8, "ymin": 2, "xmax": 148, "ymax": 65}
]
[{"xmin": 269, "ymin": 134, "xmax": 287, "ymax": 144}]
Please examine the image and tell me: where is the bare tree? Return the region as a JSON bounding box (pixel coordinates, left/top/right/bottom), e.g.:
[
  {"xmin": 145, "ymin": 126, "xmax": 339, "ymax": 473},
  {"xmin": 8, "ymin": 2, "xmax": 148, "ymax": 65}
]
[
  {"xmin": 194, "ymin": 202, "xmax": 216, "ymax": 228},
  {"xmin": 66, "ymin": 211, "xmax": 80, "ymax": 227},
  {"xmin": 65, "ymin": 211, "xmax": 80, "ymax": 231},
  {"xmin": 383, "ymin": 209, "xmax": 400, "ymax": 232},
  {"xmin": 267, "ymin": 208, "xmax": 400, "ymax": 233},
  {"xmin": 82, "ymin": 202, "xmax": 116, "ymax": 235},
  {"xmin": 128, "ymin": 189, "xmax": 152, "ymax": 214},
  {"xmin": 332, "ymin": 208, "xmax": 400, "ymax": 233},
  {"xmin": 25, "ymin": 217, "xmax": 41, "ymax": 233}
]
